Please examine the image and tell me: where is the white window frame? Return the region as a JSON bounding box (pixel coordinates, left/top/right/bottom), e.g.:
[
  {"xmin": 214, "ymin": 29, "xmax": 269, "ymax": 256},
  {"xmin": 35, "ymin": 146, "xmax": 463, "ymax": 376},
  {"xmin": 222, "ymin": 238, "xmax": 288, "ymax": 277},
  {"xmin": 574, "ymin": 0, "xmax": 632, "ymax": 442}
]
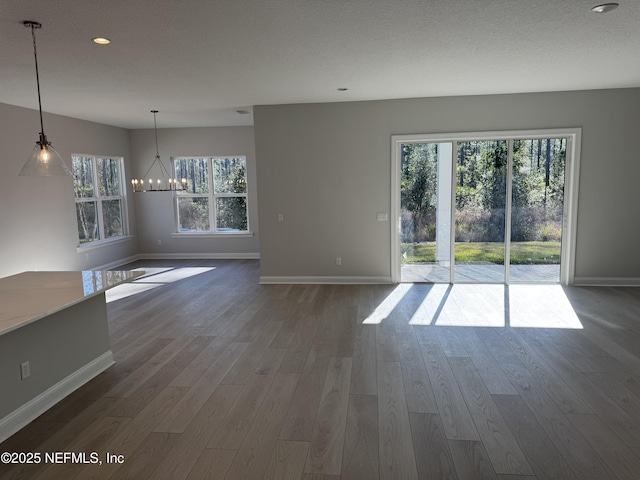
[
  {"xmin": 73, "ymin": 154, "xmax": 130, "ymax": 248},
  {"xmin": 390, "ymin": 128, "xmax": 581, "ymax": 285},
  {"xmin": 171, "ymin": 156, "xmax": 253, "ymax": 238}
]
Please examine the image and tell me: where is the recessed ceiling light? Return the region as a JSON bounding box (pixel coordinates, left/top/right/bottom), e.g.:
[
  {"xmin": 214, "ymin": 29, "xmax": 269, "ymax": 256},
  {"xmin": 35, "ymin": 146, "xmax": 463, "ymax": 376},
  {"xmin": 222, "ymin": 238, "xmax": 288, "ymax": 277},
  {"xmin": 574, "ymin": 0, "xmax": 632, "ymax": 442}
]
[
  {"xmin": 337, "ymin": 87, "xmax": 348, "ymax": 91},
  {"xmin": 590, "ymin": 3, "xmax": 619, "ymax": 13},
  {"xmin": 92, "ymin": 37, "xmax": 110, "ymax": 45}
]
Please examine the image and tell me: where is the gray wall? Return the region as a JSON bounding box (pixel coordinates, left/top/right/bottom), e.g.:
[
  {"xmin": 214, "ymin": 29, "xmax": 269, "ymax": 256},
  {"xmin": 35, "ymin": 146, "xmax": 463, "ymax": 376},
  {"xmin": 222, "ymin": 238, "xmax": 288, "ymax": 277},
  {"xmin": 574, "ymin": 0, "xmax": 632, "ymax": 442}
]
[
  {"xmin": 129, "ymin": 126, "xmax": 259, "ymax": 257},
  {"xmin": 254, "ymin": 89, "xmax": 640, "ymax": 282},
  {"xmin": 0, "ymin": 102, "xmax": 137, "ymax": 278}
]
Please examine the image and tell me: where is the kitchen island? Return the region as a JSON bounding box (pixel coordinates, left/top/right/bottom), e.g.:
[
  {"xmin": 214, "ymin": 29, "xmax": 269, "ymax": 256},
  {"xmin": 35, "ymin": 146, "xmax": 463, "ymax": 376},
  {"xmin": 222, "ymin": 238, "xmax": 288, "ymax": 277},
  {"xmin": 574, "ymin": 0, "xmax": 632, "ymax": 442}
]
[{"xmin": 0, "ymin": 270, "xmax": 142, "ymax": 442}]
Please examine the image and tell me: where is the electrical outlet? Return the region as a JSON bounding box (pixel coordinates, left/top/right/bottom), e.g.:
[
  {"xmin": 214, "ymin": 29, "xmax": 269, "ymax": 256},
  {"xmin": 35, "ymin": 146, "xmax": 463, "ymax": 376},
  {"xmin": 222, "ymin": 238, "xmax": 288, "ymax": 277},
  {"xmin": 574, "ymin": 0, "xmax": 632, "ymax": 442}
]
[
  {"xmin": 157, "ymin": 239, "xmax": 162, "ymax": 245},
  {"xmin": 20, "ymin": 361, "xmax": 30, "ymax": 380},
  {"xmin": 277, "ymin": 214, "xmax": 284, "ymax": 222},
  {"xmin": 335, "ymin": 257, "xmax": 342, "ymax": 266}
]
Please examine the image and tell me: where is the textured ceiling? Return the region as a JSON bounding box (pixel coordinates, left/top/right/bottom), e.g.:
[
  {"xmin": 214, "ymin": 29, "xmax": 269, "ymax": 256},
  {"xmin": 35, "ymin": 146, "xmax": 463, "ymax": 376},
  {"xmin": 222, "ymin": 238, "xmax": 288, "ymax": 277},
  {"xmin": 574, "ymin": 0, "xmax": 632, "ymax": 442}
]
[{"xmin": 1, "ymin": 0, "xmax": 639, "ymax": 128}]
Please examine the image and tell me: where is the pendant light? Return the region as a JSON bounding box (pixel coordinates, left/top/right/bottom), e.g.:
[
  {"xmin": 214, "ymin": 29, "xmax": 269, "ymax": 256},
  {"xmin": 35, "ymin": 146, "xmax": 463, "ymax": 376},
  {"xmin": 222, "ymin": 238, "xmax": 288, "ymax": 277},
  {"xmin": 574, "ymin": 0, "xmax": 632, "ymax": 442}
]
[
  {"xmin": 131, "ymin": 110, "xmax": 185, "ymax": 192},
  {"xmin": 19, "ymin": 21, "xmax": 71, "ymax": 176}
]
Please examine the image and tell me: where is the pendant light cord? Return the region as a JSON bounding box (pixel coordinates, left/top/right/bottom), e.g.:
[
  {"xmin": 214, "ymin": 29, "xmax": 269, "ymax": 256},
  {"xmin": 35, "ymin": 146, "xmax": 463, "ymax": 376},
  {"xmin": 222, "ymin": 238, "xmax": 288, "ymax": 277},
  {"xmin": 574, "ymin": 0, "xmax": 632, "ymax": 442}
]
[
  {"xmin": 152, "ymin": 110, "xmax": 160, "ymax": 157},
  {"xmin": 29, "ymin": 23, "xmax": 46, "ymax": 139}
]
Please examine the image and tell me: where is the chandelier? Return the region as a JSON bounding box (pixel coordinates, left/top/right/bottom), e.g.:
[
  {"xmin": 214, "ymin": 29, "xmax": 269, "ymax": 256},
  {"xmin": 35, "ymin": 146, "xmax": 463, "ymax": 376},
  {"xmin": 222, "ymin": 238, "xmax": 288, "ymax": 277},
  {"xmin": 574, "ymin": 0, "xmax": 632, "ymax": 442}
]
[{"xmin": 131, "ymin": 110, "xmax": 185, "ymax": 192}]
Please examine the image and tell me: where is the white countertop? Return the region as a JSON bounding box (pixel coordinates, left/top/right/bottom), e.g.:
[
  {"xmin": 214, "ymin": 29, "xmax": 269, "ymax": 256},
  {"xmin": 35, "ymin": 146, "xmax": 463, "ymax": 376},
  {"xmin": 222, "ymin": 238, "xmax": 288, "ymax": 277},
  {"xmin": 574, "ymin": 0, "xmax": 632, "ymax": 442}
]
[{"xmin": 0, "ymin": 270, "xmax": 144, "ymax": 336}]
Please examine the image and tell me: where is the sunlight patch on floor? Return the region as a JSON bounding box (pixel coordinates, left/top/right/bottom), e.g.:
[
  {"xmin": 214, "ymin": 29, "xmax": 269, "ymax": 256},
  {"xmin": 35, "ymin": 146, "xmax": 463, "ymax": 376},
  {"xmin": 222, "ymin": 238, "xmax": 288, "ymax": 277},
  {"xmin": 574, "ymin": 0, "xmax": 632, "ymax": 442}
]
[
  {"xmin": 509, "ymin": 285, "xmax": 583, "ymax": 329},
  {"xmin": 362, "ymin": 283, "xmax": 412, "ymax": 324},
  {"xmin": 106, "ymin": 282, "xmax": 161, "ymax": 303},
  {"xmin": 428, "ymin": 284, "xmax": 506, "ymax": 327},
  {"xmin": 134, "ymin": 267, "xmax": 215, "ymax": 284},
  {"xmin": 106, "ymin": 267, "xmax": 216, "ymax": 303},
  {"xmin": 362, "ymin": 282, "xmax": 584, "ymax": 329}
]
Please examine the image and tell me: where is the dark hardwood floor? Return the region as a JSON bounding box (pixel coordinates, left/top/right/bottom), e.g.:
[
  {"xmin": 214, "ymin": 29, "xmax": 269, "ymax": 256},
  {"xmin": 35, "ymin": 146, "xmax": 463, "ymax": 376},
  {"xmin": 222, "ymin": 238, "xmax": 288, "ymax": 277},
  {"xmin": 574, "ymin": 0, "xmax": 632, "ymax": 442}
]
[{"xmin": 2, "ymin": 259, "xmax": 640, "ymax": 479}]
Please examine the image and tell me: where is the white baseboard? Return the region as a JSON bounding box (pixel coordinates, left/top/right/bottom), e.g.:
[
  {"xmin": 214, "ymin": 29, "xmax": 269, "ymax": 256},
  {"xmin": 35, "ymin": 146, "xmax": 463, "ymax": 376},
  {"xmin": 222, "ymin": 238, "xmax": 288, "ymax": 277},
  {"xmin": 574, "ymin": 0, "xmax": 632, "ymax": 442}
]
[
  {"xmin": 260, "ymin": 275, "xmax": 393, "ymax": 284},
  {"xmin": 0, "ymin": 351, "xmax": 115, "ymax": 444},
  {"xmin": 94, "ymin": 253, "xmax": 259, "ymax": 271},
  {"xmin": 140, "ymin": 253, "xmax": 260, "ymax": 260},
  {"xmin": 95, "ymin": 254, "xmax": 142, "ymax": 271},
  {"xmin": 573, "ymin": 277, "xmax": 640, "ymax": 287}
]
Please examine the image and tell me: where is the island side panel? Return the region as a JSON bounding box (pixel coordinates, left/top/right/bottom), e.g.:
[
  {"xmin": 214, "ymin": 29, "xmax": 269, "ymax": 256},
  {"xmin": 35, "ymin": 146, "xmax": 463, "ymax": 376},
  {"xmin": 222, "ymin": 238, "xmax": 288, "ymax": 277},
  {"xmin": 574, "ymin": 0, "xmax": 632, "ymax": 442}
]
[{"xmin": 0, "ymin": 293, "xmax": 112, "ymax": 420}]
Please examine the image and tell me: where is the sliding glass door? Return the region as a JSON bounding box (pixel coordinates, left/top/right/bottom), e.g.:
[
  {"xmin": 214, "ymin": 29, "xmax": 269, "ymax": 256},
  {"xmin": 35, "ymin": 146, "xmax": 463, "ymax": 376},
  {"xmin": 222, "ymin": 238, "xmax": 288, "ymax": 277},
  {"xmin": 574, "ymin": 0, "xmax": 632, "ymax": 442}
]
[
  {"xmin": 454, "ymin": 140, "xmax": 508, "ymax": 283},
  {"xmin": 509, "ymin": 139, "xmax": 565, "ymax": 283},
  {"xmin": 400, "ymin": 142, "xmax": 452, "ymax": 282},
  {"xmin": 397, "ymin": 131, "xmax": 575, "ymax": 284}
]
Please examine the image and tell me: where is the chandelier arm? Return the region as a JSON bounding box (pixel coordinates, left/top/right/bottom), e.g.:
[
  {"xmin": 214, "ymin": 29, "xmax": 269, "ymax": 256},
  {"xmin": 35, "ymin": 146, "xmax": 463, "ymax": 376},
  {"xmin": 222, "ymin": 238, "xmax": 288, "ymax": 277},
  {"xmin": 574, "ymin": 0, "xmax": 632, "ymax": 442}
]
[
  {"xmin": 157, "ymin": 157, "xmax": 173, "ymax": 178},
  {"xmin": 141, "ymin": 160, "xmax": 157, "ymax": 181}
]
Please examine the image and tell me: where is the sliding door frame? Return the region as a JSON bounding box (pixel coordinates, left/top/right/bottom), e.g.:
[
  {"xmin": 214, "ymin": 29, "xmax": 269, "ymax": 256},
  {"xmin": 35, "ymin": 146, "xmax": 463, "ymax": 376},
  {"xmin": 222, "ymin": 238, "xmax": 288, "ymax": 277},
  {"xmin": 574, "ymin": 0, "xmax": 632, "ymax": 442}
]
[{"xmin": 391, "ymin": 128, "xmax": 582, "ymax": 285}]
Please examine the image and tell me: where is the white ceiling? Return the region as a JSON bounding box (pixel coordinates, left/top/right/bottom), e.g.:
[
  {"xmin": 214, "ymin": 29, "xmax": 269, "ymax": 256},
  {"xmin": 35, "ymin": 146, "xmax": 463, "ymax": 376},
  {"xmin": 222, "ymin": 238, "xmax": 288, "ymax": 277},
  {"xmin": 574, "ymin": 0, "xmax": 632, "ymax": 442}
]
[{"xmin": 1, "ymin": 1, "xmax": 639, "ymax": 129}]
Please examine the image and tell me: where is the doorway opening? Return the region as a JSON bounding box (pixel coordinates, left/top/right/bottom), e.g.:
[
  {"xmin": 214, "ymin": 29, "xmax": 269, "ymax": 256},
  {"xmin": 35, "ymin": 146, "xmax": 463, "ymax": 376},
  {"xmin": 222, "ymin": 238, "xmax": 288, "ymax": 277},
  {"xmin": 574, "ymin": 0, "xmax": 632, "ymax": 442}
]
[{"xmin": 391, "ymin": 130, "xmax": 581, "ymax": 285}]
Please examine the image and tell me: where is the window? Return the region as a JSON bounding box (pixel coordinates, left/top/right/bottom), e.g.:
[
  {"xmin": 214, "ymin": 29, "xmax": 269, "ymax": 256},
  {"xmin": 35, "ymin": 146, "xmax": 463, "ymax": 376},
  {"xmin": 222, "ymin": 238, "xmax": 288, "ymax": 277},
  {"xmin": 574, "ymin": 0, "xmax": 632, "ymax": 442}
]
[
  {"xmin": 73, "ymin": 155, "xmax": 127, "ymax": 244},
  {"xmin": 173, "ymin": 156, "xmax": 249, "ymax": 233}
]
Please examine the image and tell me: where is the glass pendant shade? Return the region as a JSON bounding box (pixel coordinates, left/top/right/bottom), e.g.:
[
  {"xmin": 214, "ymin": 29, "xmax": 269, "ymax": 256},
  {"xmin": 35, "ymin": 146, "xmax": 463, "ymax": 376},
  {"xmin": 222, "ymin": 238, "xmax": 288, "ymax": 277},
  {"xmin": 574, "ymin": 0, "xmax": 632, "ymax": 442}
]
[{"xmin": 19, "ymin": 133, "xmax": 71, "ymax": 176}]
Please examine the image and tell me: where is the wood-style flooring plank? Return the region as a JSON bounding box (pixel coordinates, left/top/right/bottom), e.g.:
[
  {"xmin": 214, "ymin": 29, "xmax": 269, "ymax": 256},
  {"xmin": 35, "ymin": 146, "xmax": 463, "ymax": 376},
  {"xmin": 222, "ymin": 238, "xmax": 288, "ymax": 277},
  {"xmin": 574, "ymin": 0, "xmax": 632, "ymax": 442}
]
[
  {"xmin": 455, "ymin": 328, "xmax": 517, "ymax": 394},
  {"xmin": 477, "ymin": 330, "xmax": 617, "ymax": 480},
  {"xmin": 418, "ymin": 333, "xmax": 480, "ymax": 441},
  {"xmin": 109, "ymin": 432, "xmax": 180, "ymax": 480},
  {"xmin": 436, "ymin": 327, "xmax": 469, "ymax": 357},
  {"xmin": 222, "ymin": 320, "xmax": 284, "ymax": 385},
  {"xmin": 154, "ymin": 342, "xmax": 248, "ymax": 433},
  {"xmin": 395, "ymin": 319, "xmax": 439, "ymax": 414},
  {"xmin": 408, "ymin": 413, "xmax": 459, "ymax": 480},
  {"xmin": 341, "ymin": 394, "xmax": 379, "ymax": 480},
  {"xmin": 207, "ymin": 348, "xmax": 287, "ymax": 449},
  {"xmin": 279, "ymin": 313, "xmax": 321, "ymax": 374},
  {"xmin": 224, "ymin": 372, "xmax": 300, "ymax": 480},
  {"xmin": 567, "ymin": 413, "xmax": 640, "ymax": 480},
  {"xmin": 168, "ymin": 335, "xmax": 233, "ymax": 387},
  {"xmin": 488, "ymin": 328, "xmax": 594, "ymax": 415},
  {"xmin": 108, "ymin": 335, "xmax": 214, "ymax": 417},
  {"xmin": 75, "ymin": 385, "xmax": 189, "ymax": 480},
  {"xmin": 448, "ymin": 356, "xmax": 532, "ymax": 475},
  {"xmin": 213, "ymin": 290, "xmax": 270, "ymax": 339},
  {"xmin": 376, "ymin": 322, "xmax": 400, "ymax": 363},
  {"xmin": 33, "ymin": 416, "xmax": 128, "ymax": 480},
  {"xmin": 377, "ymin": 361, "xmax": 418, "ymax": 480},
  {"xmin": 263, "ymin": 440, "xmax": 309, "ymax": 480},
  {"xmin": 492, "ymin": 394, "xmax": 577, "ymax": 480},
  {"xmin": 495, "ymin": 476, "xmax": 537, "ymax": 480},
  {"xmin": 185, "ymin": 449, "xmax": 236, "ymax": 480},
  {"xmin": 301, "ymin": 475, "xmax": 340, "ymax": 480},
  {"xmin": 350, "ymin": 325, "xmax": 378, "ymax": 395},
  {"xmin": 448, "ymin": 440, "xmax": 498, "ymax": 480},
  {"xmin": 279, "ymin": 346, "xmax": 332, "ymax": 441},
  {"xmin": 148, "ymin": 384, "xmax": 243, "ymax": 480},
  {"xmin": 304, "ymin": 357, "xmax": 352, "ymax": 476},
  {"xmin": 517, "ymin": 328, "xmax": 640, "ymax": 447},
  {"xmin": 584, "ymin": 371, "xmax": 640, "ymax": 422}
]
